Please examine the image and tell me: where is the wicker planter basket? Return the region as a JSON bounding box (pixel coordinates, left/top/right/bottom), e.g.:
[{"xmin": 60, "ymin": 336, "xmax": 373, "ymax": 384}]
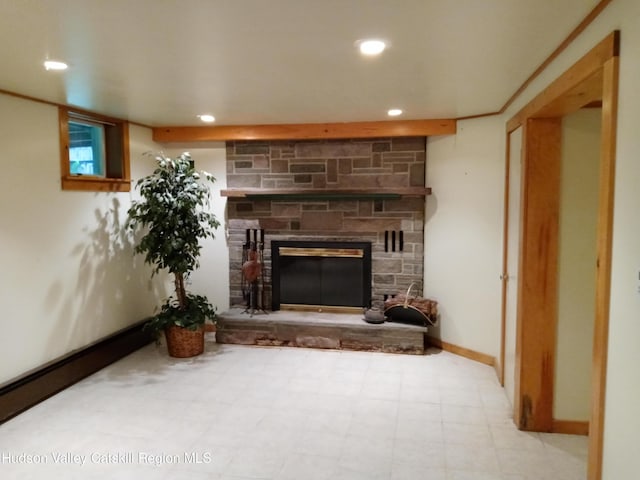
[{"xmin": 164, "ymin": 325, "xmax": 205, "ymax": 358}]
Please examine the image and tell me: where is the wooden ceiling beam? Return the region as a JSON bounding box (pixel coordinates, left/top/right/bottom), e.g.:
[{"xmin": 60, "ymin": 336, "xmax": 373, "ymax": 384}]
[{"xmin": 152, "ymin": 118, "xmax": 456, "ymax": 142}]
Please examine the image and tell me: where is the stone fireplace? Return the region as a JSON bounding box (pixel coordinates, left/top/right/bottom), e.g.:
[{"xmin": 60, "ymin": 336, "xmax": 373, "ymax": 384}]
[{"xmin": 223, "ymin": 137, "xmax": 427, "ymax": 311}]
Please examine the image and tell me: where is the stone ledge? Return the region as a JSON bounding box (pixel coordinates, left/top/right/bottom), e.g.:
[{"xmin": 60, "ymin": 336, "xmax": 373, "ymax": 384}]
[{"xmin": 216, "ymin": 308, "xmax": 427, "ymax": 355}]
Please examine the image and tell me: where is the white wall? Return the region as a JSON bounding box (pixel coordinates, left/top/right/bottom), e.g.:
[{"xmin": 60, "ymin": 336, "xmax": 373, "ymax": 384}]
[
  {"xmin": 424, "ymin": 115, "xmax": 504, "ymax": 359},
  {"xmin": 0, "ymin": 93, "xmax": 167, "ymax": 386},
  {"xmin": 504, "ymin": 126, "xmax": 522, "ymax": 407},
  {"xmin": 160, "ymin": 144, "xmax": 230, "ymax": 314},
  {"xmin": 554, "ymin": 109, "xmax": 601, "ymax": 421},
  {"xmin": 0, "ymin": 92, "xmax": 231, "ymax": 387},
  {"xmin": 502, "ymin": 0, "xmax": 640, "ymax": 476}
]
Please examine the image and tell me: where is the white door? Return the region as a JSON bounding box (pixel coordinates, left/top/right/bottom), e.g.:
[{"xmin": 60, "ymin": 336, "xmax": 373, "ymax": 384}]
[{"xmin": 504, "ymin": 127, "xmax": 522, "ymax": 407}]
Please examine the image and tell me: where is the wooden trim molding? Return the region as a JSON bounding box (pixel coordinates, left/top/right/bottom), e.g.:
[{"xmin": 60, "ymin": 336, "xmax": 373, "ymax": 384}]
[
  {"xmin": 498, "ymin": 130, "xmax": 513, "ymax": 387},
  {"xmin": 514, "ymin": 117, "xmax": 562, "ymax": 432},
  {"xmin": 588, "ymin": 54, "xmax": 619, "ymax": 480},
  {"xmin": 501, "ymin": 0, "xmax": 615, "ymax": 114},
  {"xmin": 0, "ymin": 88, "xmax": 150, "ymax": 129},
  {"xmin": 427, "ymin": 337, "xmax": 496, "ymax": 367},
  {"xmin": 60, "ymin": 176, "xmax": 132, "ymax": 192},
  {"xmin": 552, "ymin": 419, "xmax": 590, "ymax": 436},
  {"xmin": 58, "ymin": 107, "xmax": 132, "ymax": 192},
  {"xmin": 507, "ymin": 31, "xmax": 618, "ymax": 132},
  {"xmin": 0, "ymin": 322, "xmax": 152, "ymax": 424},
  {"xmin": 153, "ymin": 119, "xmax": 456, "ymax": 142},
  {"xmin": 456, "ymin": 111, "xmax": 502, "ymax": 121},
  {"xmin": 501, "ymin": 31, "xmax": 619, "ymax": 480}
]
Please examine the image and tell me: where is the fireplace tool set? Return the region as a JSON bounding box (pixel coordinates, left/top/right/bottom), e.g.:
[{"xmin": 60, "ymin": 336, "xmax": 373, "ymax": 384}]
[{"xmin": 241, "ymin": 228, "xmax": 268, "ymax": 316}]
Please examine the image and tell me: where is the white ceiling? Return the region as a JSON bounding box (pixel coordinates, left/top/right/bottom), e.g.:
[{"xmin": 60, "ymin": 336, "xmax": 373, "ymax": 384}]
[{"xmin": 0, "ymin": 0, "xmax": 600, "ymax": 127}]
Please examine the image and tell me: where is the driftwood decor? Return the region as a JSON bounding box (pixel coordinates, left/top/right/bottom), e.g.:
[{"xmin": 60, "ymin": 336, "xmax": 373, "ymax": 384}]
[{"xmin": 384, "ymin": 284, "xmax": 438, "ymax": 327}]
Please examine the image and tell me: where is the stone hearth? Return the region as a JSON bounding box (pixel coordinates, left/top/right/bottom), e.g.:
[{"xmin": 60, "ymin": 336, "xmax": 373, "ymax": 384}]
[{"xmin": 216, "ymin": 309, "xmax": 428, "ymax": 355}]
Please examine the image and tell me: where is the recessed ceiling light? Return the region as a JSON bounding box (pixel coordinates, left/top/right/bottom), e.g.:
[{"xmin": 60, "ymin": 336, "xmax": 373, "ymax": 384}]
[
  {"xmin": 44, "ymin": 60, "xmax": 68, "ymax": 71},
  {"xmin": 198, "ymin": 114, "xmax": 215, "ymax": 123},
  {"xmin": 358, "ymin": 39, "xmax": 386, "ymax": 56},
  {"xmin": 388, "ymin": 109, "xmax": 403, "ymax": 117}
]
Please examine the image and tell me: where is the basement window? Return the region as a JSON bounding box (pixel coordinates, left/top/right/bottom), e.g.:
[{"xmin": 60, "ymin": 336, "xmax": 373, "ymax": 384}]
[{"xmin": 59, "ymin": 107, "xmax": 131, "ymax": 191}]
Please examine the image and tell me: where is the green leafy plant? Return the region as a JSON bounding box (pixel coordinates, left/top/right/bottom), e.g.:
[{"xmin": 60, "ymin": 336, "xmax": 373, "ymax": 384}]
[
  {"xmin": 145, "ymin": 294, "xmax": 217, "ymax": 333},
  {"xmin": 127, "ymin": 152, "xmax": 220, "ymax": 337}
]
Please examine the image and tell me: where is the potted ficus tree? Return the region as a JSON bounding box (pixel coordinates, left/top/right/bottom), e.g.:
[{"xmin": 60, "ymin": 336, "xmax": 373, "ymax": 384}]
[{"xmin": 128, "ymin": 152, "xmax": 220, "ymax": 357}]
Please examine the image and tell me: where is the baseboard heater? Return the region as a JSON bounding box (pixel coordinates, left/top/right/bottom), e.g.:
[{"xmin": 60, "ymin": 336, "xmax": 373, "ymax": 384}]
[{"xmin": 0, "ymin": 321, "xmax": 152, "ymax": 424}]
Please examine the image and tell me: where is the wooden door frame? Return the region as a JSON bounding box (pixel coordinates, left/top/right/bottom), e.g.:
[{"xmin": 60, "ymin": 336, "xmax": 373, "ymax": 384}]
[{"xmin": 501, "ymin": 31, "xmax": 619, "ymax": 480}]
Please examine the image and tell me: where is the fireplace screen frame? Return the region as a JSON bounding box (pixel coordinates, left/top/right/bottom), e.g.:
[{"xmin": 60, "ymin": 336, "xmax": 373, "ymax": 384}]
[{"xmin": 271, "ymin": 240, "xmax": 372, "ymax": 311}]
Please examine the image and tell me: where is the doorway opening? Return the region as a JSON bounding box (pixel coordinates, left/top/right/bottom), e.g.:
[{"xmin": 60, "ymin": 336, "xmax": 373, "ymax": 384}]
[{"xmin": 500, "ymin": 31, "xmax": 619, "ymax": 480}]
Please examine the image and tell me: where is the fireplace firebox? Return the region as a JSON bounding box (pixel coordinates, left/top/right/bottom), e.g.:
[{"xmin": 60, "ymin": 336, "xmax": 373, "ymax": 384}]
[{"xmin": 271, "ymin": 240, "xmax": 372, "ymax": 311}]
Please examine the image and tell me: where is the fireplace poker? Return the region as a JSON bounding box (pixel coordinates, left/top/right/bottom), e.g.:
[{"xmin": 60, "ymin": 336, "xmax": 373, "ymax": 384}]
[{"xmin": 259, "ymin": 229, "xmax": 267, "ymax": 313}]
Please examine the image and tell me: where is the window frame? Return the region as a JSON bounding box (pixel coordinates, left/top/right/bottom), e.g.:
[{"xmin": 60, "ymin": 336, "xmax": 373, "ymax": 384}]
[{"xmin": 59, "ymin": 107, "xmax": 131, "ymax": 192}]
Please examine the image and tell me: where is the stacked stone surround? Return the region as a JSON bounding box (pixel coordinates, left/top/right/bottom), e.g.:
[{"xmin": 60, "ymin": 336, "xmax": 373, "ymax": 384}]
[{"xmin": 225, "ymin": 137, "xmax": 426, "ymax": 308}]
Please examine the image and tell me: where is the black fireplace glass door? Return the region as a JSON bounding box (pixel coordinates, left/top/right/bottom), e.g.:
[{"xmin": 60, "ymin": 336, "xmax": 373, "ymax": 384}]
[
  {"xmin": 271, "ymin": 240, "xmax": 372, "ymax": 310},
  {"xmin": 280, "ymin": 256, "xmax": 363, "ymax": 307}
]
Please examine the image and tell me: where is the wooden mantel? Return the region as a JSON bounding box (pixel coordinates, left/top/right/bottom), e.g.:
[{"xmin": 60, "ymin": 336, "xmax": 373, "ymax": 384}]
[
  {"xmin": 153, "ymin": 119, "xmax": 456, "ymax": 142},
  {"xmin": 221, "ymin": 187, "xmax": 431, "ymax": 200}
]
